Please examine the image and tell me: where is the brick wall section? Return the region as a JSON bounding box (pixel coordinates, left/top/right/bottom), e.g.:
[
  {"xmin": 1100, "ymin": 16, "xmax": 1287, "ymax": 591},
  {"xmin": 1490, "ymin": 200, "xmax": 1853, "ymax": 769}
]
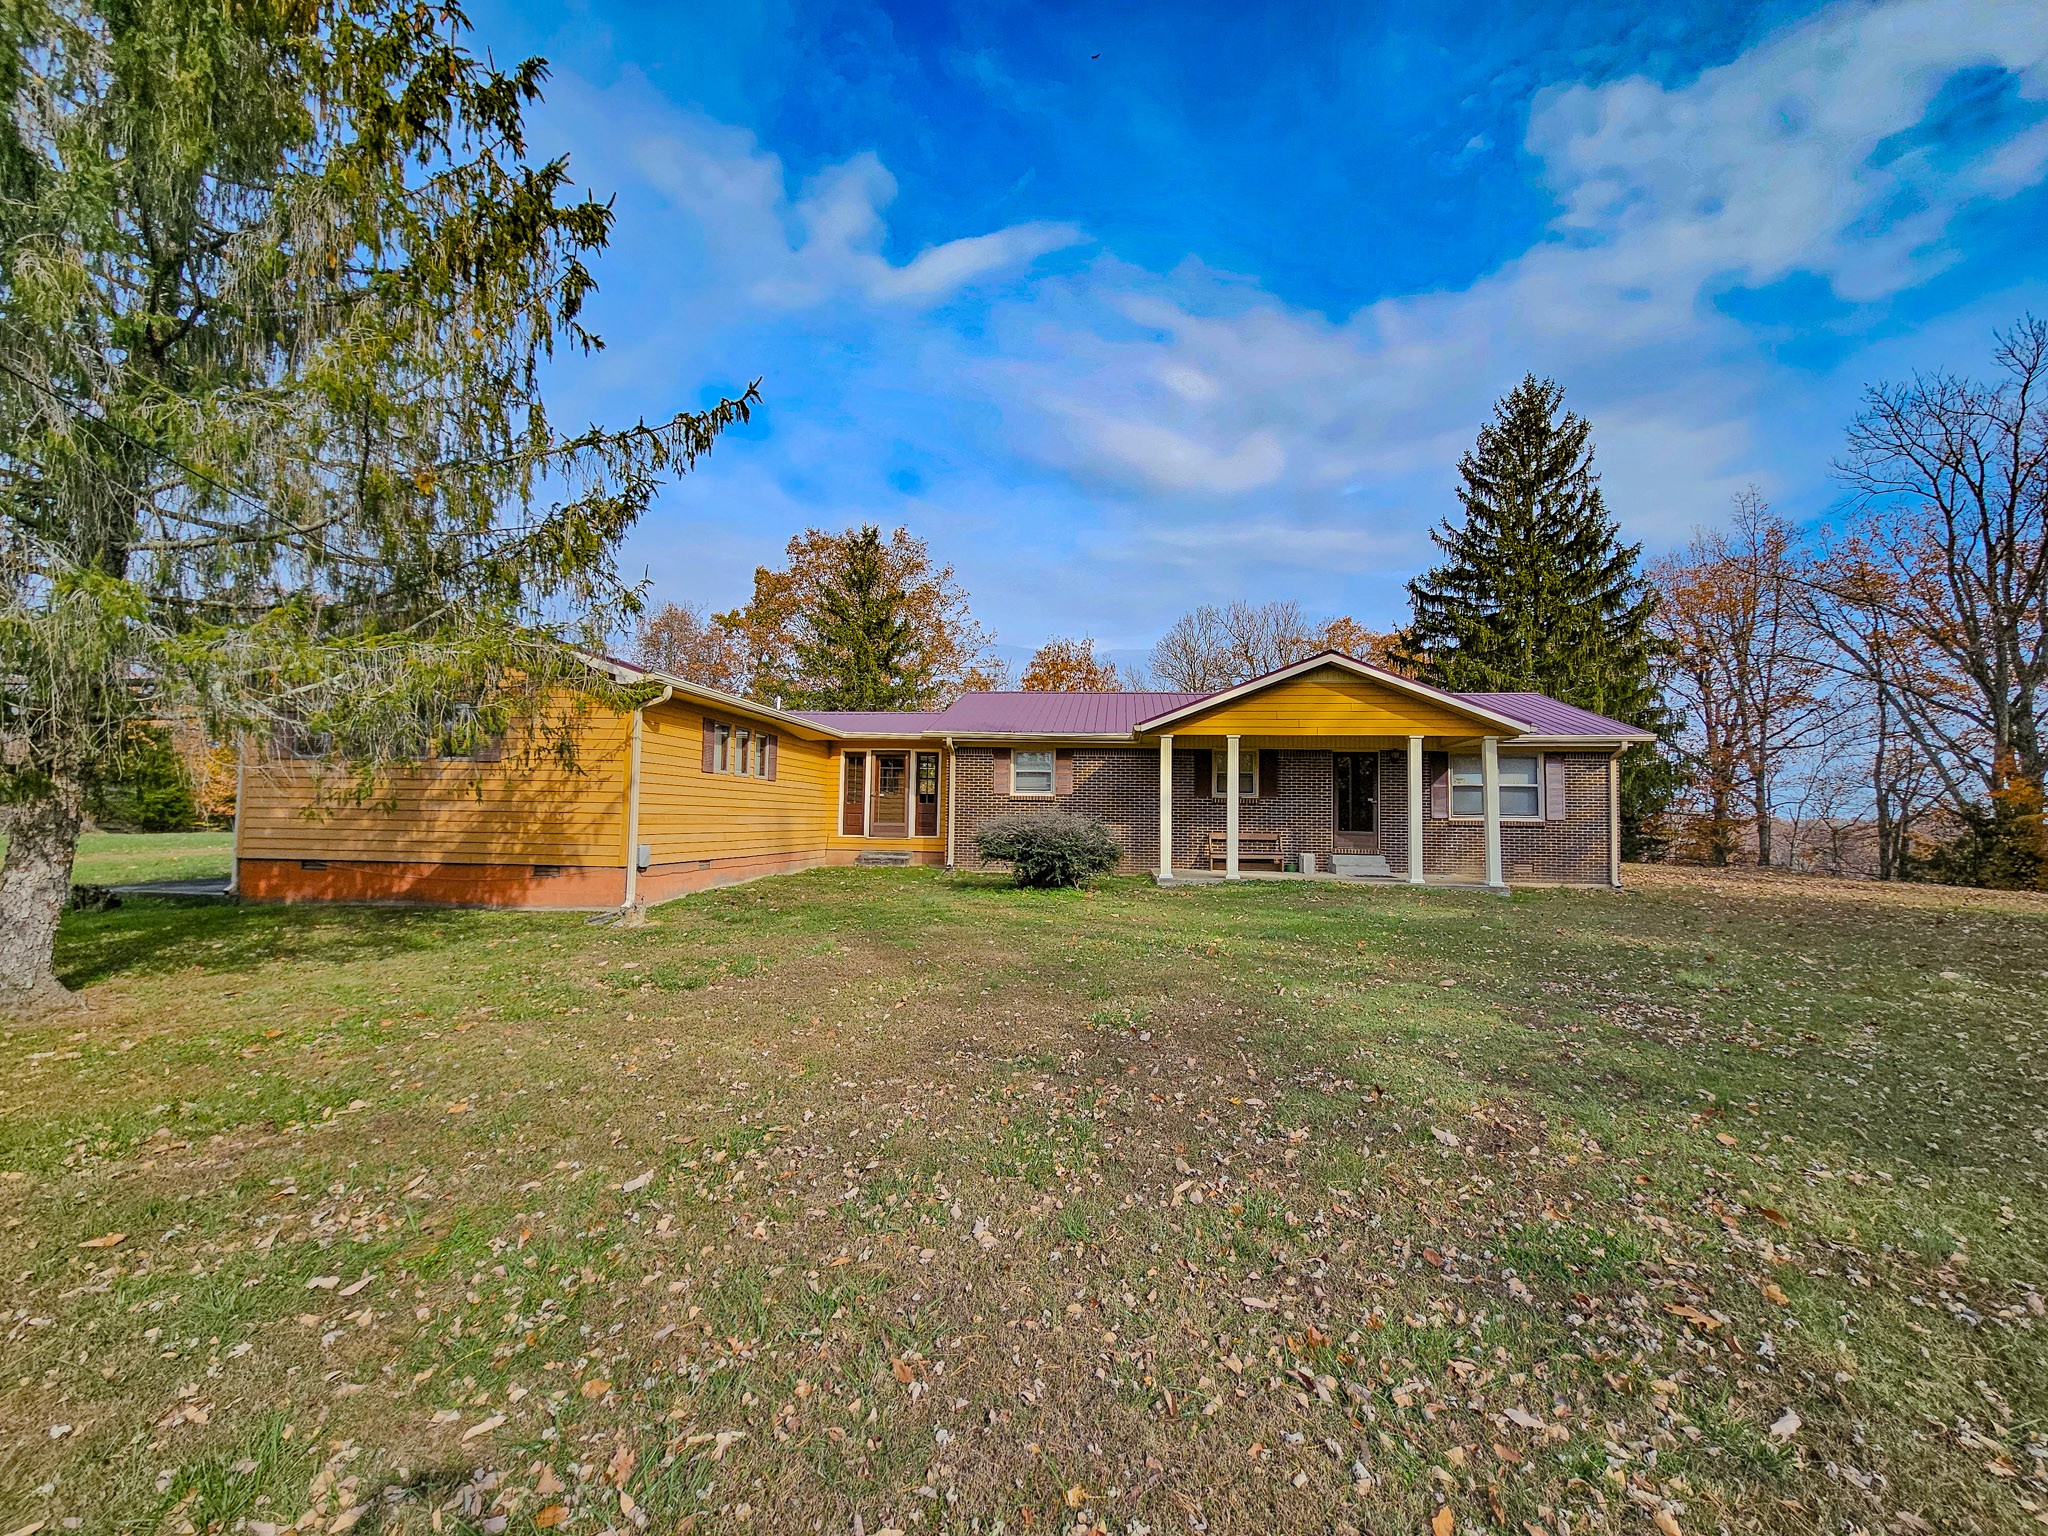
[
  {"xmin": 1409, "ymin": 749, "xmax": 1614, "ymax": 884},
  {"xmin": 951, "ymin": 746, "xmax": 1615, "ymax": 884},
  {"xmin": 953, "ymin": 747, "xmax": 1161, "ymax": 872}
]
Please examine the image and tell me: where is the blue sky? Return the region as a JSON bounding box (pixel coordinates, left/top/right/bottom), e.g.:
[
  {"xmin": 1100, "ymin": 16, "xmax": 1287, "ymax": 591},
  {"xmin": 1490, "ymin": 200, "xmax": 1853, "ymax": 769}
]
[{"xmin": 473, "ymin": 0, "xmax": 2048, "ymax": 672}]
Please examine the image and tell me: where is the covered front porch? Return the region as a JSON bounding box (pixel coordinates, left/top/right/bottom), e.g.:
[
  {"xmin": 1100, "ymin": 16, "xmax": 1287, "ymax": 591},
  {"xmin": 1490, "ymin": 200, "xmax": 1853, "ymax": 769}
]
[
  {"xmin": 1130, "ymin": 654, "xmax": 1543, "ymax": 891},
  {"xmin": 1143, "ymin": 732, "xmax": 1518, "ymax": 890}
]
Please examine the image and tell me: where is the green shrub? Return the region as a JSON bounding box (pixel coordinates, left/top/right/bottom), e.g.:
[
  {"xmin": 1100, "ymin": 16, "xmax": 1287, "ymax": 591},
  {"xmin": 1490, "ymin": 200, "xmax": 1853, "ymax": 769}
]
[
  {"xmin": 66, "ymin": 884, "xmax": 122, "ymax": 913},
  {"xmin": 973, "ymin": 812, "xmax": 1121, "ymax": 888},
  {"xmin": 90, "ymin": 725, "xmax": 201, "ymax": 832}
]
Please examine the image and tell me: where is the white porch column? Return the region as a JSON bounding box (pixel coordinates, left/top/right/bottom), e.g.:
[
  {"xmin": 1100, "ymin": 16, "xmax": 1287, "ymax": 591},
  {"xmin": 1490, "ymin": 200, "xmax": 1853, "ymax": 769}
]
[
  {"xmin": 1608, "ymin": 751, "xmax": 1623, "ymax": 887},
  {"xmin": 1224, "ymin": 733, "xmax": 1242, "ymax": 881},
  {"xmin": 1156, "ymin": 734, "xmax": 1175, "ymax": 880},
  {"xmin": 1481, "ymin": 735, "xmax": 1505, "ymax": 889},
  {"xmin": 1406, "ymin": 734, "xmax": 1425, "ymax": 885}
]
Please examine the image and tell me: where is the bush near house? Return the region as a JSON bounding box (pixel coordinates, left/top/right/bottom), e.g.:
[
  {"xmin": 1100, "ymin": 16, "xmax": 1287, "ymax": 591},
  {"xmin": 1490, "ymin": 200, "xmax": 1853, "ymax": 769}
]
[{"xmin": 973, "ymin": 811, "xmax": 1122, "ymax": 887}]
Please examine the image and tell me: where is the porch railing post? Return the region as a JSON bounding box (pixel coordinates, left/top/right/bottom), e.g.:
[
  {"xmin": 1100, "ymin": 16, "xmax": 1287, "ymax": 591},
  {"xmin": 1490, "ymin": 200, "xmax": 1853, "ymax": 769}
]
[
  {"xmin": 1157, "ymin": 733, "xmax": 1174, "ymax": 881},
  {"xmin": 1406, "ymin": 735, "xmax": 1425, "ymax": 885},
  {"xmin": 1224, "ymin": 733, "xmax": 1242, "ymax": 881},
  {"xmin": 1482, "ymin": 734, "xmax": 1505, "ymax": 889}
]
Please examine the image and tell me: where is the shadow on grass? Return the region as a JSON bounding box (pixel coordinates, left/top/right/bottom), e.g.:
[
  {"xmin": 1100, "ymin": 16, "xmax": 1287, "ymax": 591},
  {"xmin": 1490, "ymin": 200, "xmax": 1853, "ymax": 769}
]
[{"xmin": 53, "ymin": 896, "xmax": 501, "ymax": 989}]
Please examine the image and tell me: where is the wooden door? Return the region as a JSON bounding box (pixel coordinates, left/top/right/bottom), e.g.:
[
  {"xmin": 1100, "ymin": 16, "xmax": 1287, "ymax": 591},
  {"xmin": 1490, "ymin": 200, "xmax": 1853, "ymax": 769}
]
[
  {"xmin": 1333, "ymin": 752, "xmax": 1379, "ymax": 853},
  {"xmin": 870, "ymin": 751, "xmax": 909, "ymax": 837},
  {"xmin": 914, "ymin": 751, "xmax": 941, "ymax": 836}
]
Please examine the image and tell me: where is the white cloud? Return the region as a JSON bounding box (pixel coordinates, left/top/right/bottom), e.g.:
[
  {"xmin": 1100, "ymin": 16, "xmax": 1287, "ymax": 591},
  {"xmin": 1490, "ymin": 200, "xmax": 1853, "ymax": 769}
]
[
  {"xmin": 971, "ymin": 0, "xmax": 2048, "ymax": 542},
  {"xmin": 536, "ymin": 0, "xmax": 2048, "ymax": 643}
]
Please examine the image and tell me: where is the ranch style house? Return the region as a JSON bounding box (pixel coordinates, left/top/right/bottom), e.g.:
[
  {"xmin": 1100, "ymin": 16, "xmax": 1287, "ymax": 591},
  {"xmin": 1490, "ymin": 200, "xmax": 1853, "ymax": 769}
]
[{"xmin": 233, "ymin": 651, "xmax": 1654, "ymax": 906}]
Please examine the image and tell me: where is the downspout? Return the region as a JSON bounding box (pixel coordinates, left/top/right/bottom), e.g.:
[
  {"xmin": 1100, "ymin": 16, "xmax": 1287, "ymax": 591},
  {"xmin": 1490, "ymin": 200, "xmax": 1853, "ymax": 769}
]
[
  {"xmin": 943, "ymin": 736, "xmax": 957, "ymax": 871},
  {"xmin": 622, "ymin": 685, "xmax": 674, "ymax": 909},
  {"xmin": 225, "ymin": 735, "xmax": 246, "ymax": 896}
]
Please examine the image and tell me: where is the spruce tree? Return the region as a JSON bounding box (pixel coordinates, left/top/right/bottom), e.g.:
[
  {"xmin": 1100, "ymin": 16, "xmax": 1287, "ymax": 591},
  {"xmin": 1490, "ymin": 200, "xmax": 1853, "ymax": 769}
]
[
  {"xmin": 1404, "ymin": 375, "xmax": 1677, "ymax": 853},
  {"xmin": 0, "ymin": 0, "xmax": 753, "ymax": 1003},
  {"xmin": 789, "ymin": 526, "xmax": 927, "ymax": 709}
]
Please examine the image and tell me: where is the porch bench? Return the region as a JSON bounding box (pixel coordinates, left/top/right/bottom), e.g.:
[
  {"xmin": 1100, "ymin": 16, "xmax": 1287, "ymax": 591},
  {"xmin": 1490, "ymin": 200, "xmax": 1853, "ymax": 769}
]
[{"xmin": 1207, "ymin": 831, "xmax": 1286, "ymax": 871}]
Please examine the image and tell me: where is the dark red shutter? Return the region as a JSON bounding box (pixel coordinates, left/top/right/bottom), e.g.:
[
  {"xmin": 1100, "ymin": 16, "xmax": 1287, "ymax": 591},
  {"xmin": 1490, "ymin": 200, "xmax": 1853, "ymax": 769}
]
[
  {"xmin": 992, "ymin": 746, "xmax": 1012, "ymax": 796},
  {"xmin": 1544, "ymin": 755, "xmax": 1567, "ymax": 820},
  {"xmin": 1054, "ymin": 749, "xmax": 1074, "ymax": 795},
  {"xmin": 1193, "ymin": 749, "xmax": 1212, "ymax": 798},
  {"xmin": 1428, "ymin": 754, "xmax": 1450, "ymax": 819},
  {"xmin": 1257, "ymin": 749, "xmax": 1279, "ymax": 800},
  {"xmin": 764, "ymin": 733, "xmax": 779, "ymax": 782},
  {"xmin": 702, "ymin": 718, "xmax": 717, "ymax": 772}
]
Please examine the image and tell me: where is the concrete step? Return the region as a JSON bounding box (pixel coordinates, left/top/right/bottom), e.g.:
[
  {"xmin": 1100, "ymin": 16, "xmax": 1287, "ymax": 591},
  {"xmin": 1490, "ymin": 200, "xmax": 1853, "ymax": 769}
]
[
  {"xmin": 1328, "ymin": 853, "xmax": 1392, "ymax": 879},
  {"xmin": 854, "ymin": 851, "xmax": 914, "ymax": 867}
]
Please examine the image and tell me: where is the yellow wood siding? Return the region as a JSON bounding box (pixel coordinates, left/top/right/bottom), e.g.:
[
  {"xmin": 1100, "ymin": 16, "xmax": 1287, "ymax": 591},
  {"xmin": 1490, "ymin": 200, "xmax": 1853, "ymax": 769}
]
[
  {"xmin": 1158, "ymin": 666, "xmax": 1485, "ymax": 737},
  {"xmin": 237, "ymin": 713, "xmax": 631, "ymax": 867},
  {"xmin": 636, "ymin": 705, "xmax": 838, "ymax": 862}
]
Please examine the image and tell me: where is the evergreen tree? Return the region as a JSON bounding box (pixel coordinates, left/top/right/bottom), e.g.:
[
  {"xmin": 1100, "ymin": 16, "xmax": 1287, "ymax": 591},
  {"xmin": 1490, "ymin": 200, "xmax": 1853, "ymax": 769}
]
[
  {"xmin": 0, "ymin": 0, "xmax": 753, "ymax": 1003},
  {"xmin": 1404, "ymin": 376, "xmax": 1677, "ymax": 854},
  {"xmin": 789, "ymin": 526, "xmax": 927, "ymax": 709}
]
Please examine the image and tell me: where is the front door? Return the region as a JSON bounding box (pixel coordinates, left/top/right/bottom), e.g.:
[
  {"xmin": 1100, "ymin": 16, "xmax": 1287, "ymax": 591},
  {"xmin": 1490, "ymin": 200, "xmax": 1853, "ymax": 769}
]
[
  {"xmin": 1333, "ymin": 752, "xmax": 1379, "ymax": 853},
  {"xmin": 870, "ymin": 751, "xmax": 910, "ymax": 837}
]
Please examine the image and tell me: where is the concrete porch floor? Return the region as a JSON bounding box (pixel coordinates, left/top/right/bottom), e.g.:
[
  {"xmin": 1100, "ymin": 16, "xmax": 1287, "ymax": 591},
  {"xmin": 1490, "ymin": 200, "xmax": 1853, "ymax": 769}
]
[{"xmin": 1156, "ymin": 867, "xmax": 1505, "ymax": 892}]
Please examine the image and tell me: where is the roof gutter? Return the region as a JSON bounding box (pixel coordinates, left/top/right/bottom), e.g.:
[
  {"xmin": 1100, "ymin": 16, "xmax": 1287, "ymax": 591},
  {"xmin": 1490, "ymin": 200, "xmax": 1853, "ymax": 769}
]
[{"xmin": 621, "ymin": 683, "xmax": 673, "ymax": 910}]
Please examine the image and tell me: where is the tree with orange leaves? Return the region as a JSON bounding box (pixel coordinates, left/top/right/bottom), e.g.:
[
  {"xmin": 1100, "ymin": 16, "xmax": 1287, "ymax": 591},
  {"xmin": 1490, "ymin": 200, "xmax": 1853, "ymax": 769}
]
[
  {"xmin": 719, "ymin": 526, "xmax": 1006, "ymax": 707},
  {"xmin": 1021, "ymin": 637, "xmax": 1122, "ymax": 692}
]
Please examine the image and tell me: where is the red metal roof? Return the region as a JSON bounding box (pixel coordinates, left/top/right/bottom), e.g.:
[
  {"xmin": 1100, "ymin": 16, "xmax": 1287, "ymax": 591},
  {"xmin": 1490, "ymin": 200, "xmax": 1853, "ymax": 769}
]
[
  {"xmin": 1457, "ymin": 692, "xmax": 1653, "ymax": 740},
  {"xmin": 798, "ymin": 692, "xmax": 1207, "ymax": 736}
]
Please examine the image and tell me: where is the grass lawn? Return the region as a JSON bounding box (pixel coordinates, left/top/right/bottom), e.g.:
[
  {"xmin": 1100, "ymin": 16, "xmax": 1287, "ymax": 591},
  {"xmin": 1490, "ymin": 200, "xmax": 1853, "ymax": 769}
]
[
  {"xmin": 3, "ymin": 866, "xmax": 2044, "ymax": 1535},
  {"xmin": 43, "ymin": 830, "xmax": 235, "ymax": 887}
]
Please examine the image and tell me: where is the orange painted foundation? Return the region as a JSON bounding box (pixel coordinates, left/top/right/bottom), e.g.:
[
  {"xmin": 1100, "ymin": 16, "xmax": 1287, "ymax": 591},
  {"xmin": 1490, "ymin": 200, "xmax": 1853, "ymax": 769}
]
[
  {"xmin": 237, "ymin": 848, "xmax": 950, "ymax": 910},
  {"xmin": 636, "ymin": 847, "xmax": 946, "ymax": 902},
  {"xmin": 237, "ymin": 858, "xmax": 626, "ymax": 909}
]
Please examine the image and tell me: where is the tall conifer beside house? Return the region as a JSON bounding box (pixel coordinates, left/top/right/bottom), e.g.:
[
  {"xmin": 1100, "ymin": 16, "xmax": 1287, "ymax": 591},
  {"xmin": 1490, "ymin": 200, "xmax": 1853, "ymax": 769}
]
[
  {"xmin": 1404, "ymin": 375, "xmax": 1677, "ymax": 854},
  {"xmin": 0, "ymin": 0, "xmax": 753, "ymax": 1005},
  {"xmin": 788, "ymin": 526, "xmax": 927, "ymax": 710}
]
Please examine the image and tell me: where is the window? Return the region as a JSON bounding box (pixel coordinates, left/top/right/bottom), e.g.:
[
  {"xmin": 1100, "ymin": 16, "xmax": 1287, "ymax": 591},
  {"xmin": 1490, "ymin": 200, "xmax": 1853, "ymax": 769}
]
[
  {"xmin": 1450, "ymin": 752, "xmax": 1541, "ymax": 818},
  {"xmin": 1012, "ymin": 749, "xmax": 1055, "ymax": 796},
  {"xmin": 915, "ymin": 751, "xmax": 940, "ymax": 836},
  {"xmin": 841, "ymin": 751, "xmax": 867, "ymax": 835},
  {"xmin": 273, "ymin": 720, "xmax": 332, "ymax": 760},
  {"xmin": 704, "ymin": 716, "xmax": 777, "ymax": 780},
  {"xmin": 1212, "ymin": 749, "xmax": 1258, "ymax": 798},
  {"xmin": 439, "ymin": 702, "xmax": 504, "ymax": 762}
]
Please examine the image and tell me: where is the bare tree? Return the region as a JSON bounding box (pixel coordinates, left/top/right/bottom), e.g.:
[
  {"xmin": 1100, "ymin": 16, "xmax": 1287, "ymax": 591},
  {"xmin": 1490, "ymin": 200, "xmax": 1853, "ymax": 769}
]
[
  {"xmin": 1653, "ymin": 491, "xmax": 1835, "ymax": 866},
  {"xmin": 1149, "ymin": 600, "xmax": 1377, "ymax": 691},
  {"xmin": 1831, "ymin": 315, "xmax": 2048, "ymax": 800}
]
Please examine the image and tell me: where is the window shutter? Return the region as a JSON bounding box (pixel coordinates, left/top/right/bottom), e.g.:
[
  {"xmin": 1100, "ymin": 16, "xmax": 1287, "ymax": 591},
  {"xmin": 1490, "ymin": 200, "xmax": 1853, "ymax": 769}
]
[
  {"xmin": 1193, "ymin": 749, "xmax": 1212, "ymax": 798},
  {"xmin": 1054, "ymin": 749, "xmax": 1074, "ymax": 796},
  {"xmin": 1544, "ymin": 755, "xmax": 1567, "ymax": 820},
  {"xmin": 993, "ymin": 746, "xmax": 1012, "ymax": 796},
  {"xmin": 764, "ymin": 733, "xmax": 779, "ymax": 782},
  {"xmin": 701, "ymin": 718, "xmax": 717, "ymax": 773},
  {"xmin": 1257, "ymin": 749, "xmax": 1279, "ymax": 800},
  {"xmin": 1428, "ymin": 754, "xmax": 1450, "ymax": 819}
]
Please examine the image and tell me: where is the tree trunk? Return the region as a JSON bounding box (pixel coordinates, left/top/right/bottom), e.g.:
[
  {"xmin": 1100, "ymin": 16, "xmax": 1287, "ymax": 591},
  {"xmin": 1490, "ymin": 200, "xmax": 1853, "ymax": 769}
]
[{"xmin": 0, "ymin": 786, "xmax": 85, "ymax": 1009}]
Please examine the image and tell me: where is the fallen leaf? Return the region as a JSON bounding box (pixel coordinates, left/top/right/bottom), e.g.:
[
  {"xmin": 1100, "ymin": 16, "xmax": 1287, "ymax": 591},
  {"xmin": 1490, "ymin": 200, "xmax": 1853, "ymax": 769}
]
[
  {"xmin": 1504, "ymin": 1407, "xmax": 1546, "ymax": 1430},
  {"xmin": 461, "ymin": 1413, "xmax": 506, "ymax": 1441},
  {"xmin": 1769, "ymin": 1408, "xmax": 1801, "ymax": 1440},
  {"xmin": 1761, "ymin": 1281, "xmax": 1789, "ymax": 1306},
  {"xmin": 581, "ymin": 1378, "xmax": 611, "ymax": 1399},
  {"xmin": 532, "ymin": 1508, "xmax": 566, "ymax": 1529},
  {"xmin": 1653, "ymin": 1509, "xmax": 1682, "ymax": 1536},
  {"xmin": 79, "ymin": 1232, "xmax": 126, "ymax": 1249},
  {"xmin": 1432, "ymin": 1506, "xmax": 1455, "ymax": 1536},
  {"xmin": 1758, "ymin": 1207, "xmax": 1792, "ymax": 1228},
  {"xmin": 622, "ymin": 1169, "xmax": 654, "ymax": 1194}
]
